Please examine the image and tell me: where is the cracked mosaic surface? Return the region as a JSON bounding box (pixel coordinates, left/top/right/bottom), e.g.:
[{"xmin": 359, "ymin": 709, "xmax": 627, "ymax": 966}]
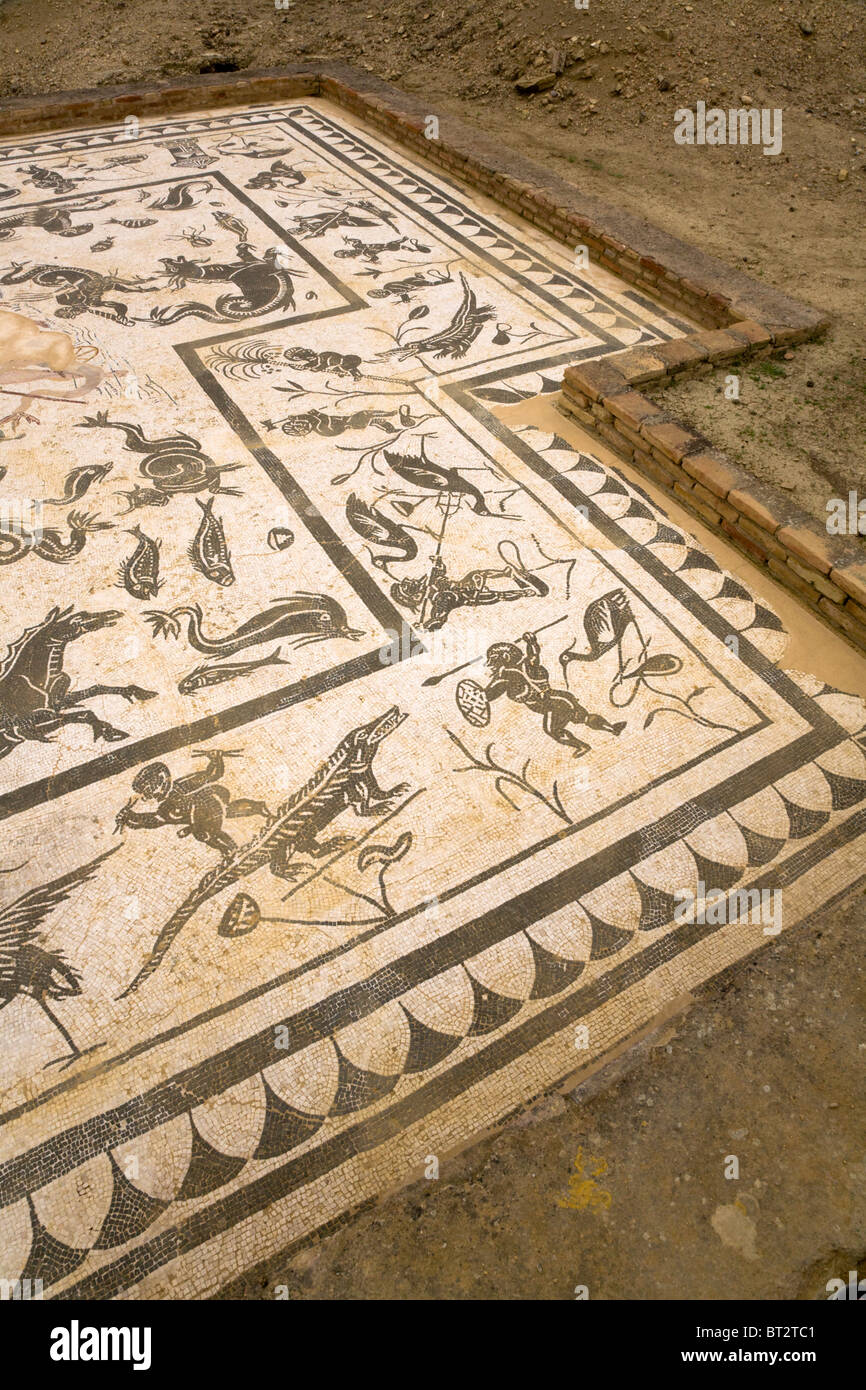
[{"xmin": 0, "ymin": 97, "xmax": 864, "ymax": 1300}]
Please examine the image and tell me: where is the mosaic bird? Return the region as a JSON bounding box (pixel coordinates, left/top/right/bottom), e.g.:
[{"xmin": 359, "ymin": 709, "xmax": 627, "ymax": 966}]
[
  {"xmin": 383, "ymin": 444, "xmax": 495, "ymax": 517},
  {"xmin": 345, "ymin": 493, "xmax": 418, "ymax": 570},
  {"xmin": 562, "ymin": 589, "xmax": 638, "ymax": 663},
  {"xmin": 0, "ymin": 848, "xmax": 116, "ymax": 1061}
]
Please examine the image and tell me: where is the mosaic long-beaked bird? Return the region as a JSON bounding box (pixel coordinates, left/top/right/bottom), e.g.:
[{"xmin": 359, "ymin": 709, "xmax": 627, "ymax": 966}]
[
  {"xmin": 0, "ymin": 847, "xmax": 116, "ymax": 1059},
  {"xmin": 379, "ymin": 273, "xmax": 496, "ymax": 361},
  {"xmin": 345, "ymin": 493, "xmax": 418, "ymax": 569},
  {"xmin": 383, "ymin": 445, "xmax": 495, "ymax": 516}
]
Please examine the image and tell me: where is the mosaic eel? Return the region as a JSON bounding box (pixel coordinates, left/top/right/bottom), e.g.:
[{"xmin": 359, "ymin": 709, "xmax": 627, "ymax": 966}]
[{"xmin": 119, "ymin": 706, "xmax": 408, "ymax": 996}]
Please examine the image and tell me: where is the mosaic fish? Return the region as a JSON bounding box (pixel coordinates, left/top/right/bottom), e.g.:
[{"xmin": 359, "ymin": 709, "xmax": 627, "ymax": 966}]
[
  {"xmin": 212, "ymin": 209, "xmax": 248, "ymax": 241},
  {"xmin": 108, "ymin": 217, "xmax": 158, "ymax": 228},
  {"xmin": 188, "ymin": 495, "xmax": 235, "ymax": 587},
  {"xmin": 118, "ymin": 526, "xmax": 161, "ymax": 599},
  {"xmin": 89, "ymin": 235, "xmax": 115, "ymax": 252},
  {"xmin": 178, "ymin": 647, "xmax": 288, "ymax": 694},
  {"xmin": 42, "ymin": 462, "xmax": 113, "ymax": 506},
  {"xmin": 145, "ymin": 593, "xmax": 364, "ymax": 655}
]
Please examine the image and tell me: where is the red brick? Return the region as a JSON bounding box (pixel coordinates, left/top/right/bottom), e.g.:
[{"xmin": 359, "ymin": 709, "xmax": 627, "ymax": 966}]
[
  {"xmin": 641, "ymin": 420, "xmax": 699, "ymax": 465},
  {"xmin": 817, "ymin": 598, "xmax": 866, "ymax": 650},
  {"xmin": 654, "ymin": 337, "xmax": 708, "ymax": 373},
  {"xmin": 607, "ymin": 390, "xmax": 666, "ymax": 432},
  {"xmin": 610, "ymin": 347, "xmax": 667, "ymax": 384},
  {"xmin": 768, "ymin": 557, "xmax": 820, "ymax": 603},
  {"xmin": 563, "ymin": 359, "xmax": 631, "ymax": 403},
  {"xmin": 785, "ymin": 558, "xmax": 846, "ymax": 603},
  {"xmin": 830, "ymin": 561, "xmax": 866, "ymax": 608},
  {"xmin": 727, "ymin": 319, "xmax": 773, "ymax": 349},
  {"xmin": 680, "ymin": 277, "xmax": 709, "ymax": 298},
  {"xmin": 728, "ymin": 486, "xmax": 784, "ymax": 534},
  {"xmin": 682, "ymin": 450, "xmax": 748, "ymax": 499},
  {"xmin": 690, "ymin": 328, "xmax": 744, "ymax": 361},
  {"xmin": 692, "ymin": 482, "xmax": 738, "ymax": 522},
  {"xmin": 684, "ymin": 494, "xmax": 725, "ymax": 528},
  {"xmin": 776, "ymin": 522, "xmax": 838, "ymax": 575},
  {"xmin": 845, "ymin": 596, "xmax": 866, "ymax": 625},
  {"xmin": 721, "ymin": 520, "xmax": 771, "ymax": 564}
]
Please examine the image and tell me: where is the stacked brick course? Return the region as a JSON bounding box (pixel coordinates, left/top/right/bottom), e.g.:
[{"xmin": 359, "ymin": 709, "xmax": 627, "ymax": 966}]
[{"xmin": 560, "ymin": 344, "xmax": 866, "ymax": 653}]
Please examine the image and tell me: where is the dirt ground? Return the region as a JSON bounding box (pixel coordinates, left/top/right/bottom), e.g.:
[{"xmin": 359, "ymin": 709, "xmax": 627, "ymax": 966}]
[
  {"xmin": 1, "ymin": 0, "xmax": 864, "ymax": 523},
  {"xmin": 1, "ymin": 0, "xmax": 863, "ymax": 1300}
]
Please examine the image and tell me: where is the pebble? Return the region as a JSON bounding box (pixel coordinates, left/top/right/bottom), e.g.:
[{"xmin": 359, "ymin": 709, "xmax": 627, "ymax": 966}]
[{"xmin": 515, "ymin": 71, "xmax": 557, "ymax": 94}]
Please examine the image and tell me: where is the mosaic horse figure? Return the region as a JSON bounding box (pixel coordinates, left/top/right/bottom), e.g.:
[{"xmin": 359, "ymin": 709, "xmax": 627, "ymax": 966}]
[{"xmin": 0, "ymin": 606, "xmax": 156, "ymax": 761}]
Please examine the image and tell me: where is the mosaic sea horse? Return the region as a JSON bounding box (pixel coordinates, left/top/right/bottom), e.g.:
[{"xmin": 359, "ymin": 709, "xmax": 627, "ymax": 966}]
[
  {"xmin": 0, "ymin": 606, "xmax": 156, "ymax": 761},
  {"xmin": 149, "ymin": 242, "xmax": 299, "ymax": 325}
]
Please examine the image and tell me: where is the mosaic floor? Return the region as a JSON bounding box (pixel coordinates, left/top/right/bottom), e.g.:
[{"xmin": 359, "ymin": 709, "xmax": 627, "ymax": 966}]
[{"xmin": 0, "ymin": 96, "xmax": 864, "ymax": 1300}]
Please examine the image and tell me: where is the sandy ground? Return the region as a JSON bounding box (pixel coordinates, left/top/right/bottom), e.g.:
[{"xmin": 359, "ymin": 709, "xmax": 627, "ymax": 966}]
[{"xmin": 1, "ymin": 0, "xmax": 863, "ymax": 1300}]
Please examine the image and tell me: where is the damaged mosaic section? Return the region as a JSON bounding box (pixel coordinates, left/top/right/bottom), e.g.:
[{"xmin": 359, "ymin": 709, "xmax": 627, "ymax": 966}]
[{"xmin": 0, "ymin": 96, "xmax": 863, "ymax": 1301}]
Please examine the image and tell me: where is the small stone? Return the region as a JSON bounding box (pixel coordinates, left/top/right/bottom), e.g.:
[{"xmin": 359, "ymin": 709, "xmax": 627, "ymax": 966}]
[
  {"xmin": 198, "ymin": 51, "xmax": 237, "ymax": 74},
  {"xmin": 655, "ymin": 27, "xmax": 674, "ymax": 41},
  {"xmin": 837, "ymin": 168, "xmax": 849, "ymax": 181},
  {"xmin": 784, "ymin": 350, "xmax": 795, "ymax": 360},
  {"xmin": 515, "ymin": 71, "xmax": 557, "ymax": 94},
  {"xmin": 799, "ymin": 19, "xmax": 815, "ymax": 36},
  {"xmin": 657, "ymin": 74, "xmax": 673, "ymax": 91}
]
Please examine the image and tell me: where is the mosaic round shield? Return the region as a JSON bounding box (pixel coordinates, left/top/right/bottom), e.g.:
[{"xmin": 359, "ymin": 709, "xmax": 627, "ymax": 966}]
[
  {"xmin": 218, "ymin": 892, "xmax": 261, "ymax": 937},
  {"xmin": 456, "ymin": 678, "xmax": 491, "ymax": 727}
]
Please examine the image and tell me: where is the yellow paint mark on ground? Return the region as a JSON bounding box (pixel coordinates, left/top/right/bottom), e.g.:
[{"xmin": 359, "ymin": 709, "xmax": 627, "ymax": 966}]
[{"xmin": 556, "ymin": 1146, "xmax": 612, "ymax": 1211}]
